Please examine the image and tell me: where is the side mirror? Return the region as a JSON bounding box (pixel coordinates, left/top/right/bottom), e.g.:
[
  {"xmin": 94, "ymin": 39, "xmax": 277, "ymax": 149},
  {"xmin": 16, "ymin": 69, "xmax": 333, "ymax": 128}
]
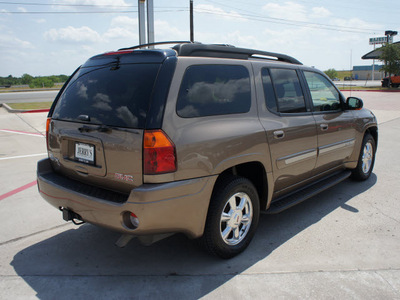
[{"xmin": 346, "ymin": 97, "xmax": 363, "ymax": 110}]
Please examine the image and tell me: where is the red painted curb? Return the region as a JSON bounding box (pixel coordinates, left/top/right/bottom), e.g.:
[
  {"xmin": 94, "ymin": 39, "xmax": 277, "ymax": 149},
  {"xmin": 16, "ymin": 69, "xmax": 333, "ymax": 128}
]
[
  {"xmin": 0, "ymin": 129, "xmax": 43, "ymax": 136},
  {"xmin": 0, "ymin": 181, "xmax": 37, "ymax": 201},
  {"xmin": 340, "ymin": 89, "xmax": 400, "ymax": 92}
]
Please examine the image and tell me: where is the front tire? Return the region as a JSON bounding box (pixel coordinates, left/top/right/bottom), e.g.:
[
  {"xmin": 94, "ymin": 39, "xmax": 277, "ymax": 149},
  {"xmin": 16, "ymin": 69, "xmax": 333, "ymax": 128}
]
[
  {"xmin": 200, "ymin": 176, "xmax": 260, "ymax": 259},
  {"xmin": 351, "ymin": 133, "xmax": 376, "ymax": 181}
]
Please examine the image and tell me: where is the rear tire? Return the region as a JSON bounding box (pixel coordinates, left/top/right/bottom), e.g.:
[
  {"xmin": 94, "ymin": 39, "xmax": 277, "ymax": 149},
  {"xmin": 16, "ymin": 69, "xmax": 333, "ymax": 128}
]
[
  {"xmin": 351, "ymin": 133, "xmax": 376, "ymax": 181},
  {"xmin": 200, "ymin": 176, "xmax": 260, "ymax": 259}
]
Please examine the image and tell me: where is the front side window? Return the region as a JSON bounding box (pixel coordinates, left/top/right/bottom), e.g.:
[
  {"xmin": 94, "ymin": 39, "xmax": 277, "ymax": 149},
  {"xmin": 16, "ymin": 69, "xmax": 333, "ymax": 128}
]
[
  {"xmin": 303, "ymin": 71, "xmax": 341, "ymax": 112},
  {"xmin": 269, "ymin": 68, "xmax": 307, "ymax": 113},
  {"xmin": 176, "ymin": 65, "xmax": 251, "ymax": 118}
]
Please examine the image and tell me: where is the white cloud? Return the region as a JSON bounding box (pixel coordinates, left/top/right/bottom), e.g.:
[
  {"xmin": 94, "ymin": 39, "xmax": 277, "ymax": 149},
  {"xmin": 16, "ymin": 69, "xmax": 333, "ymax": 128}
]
[
  {"xmin": 104, "ymin": 16, "xmax": 138, "ymax": 41},
  {"xmin": 262, "ymin": 2, "xmax": 307, "ymax": 22},
  {"xmin": 53, "ymin": 0, "xmax": 130, "ymax": 9},
  {"xmin": 331, "ymin": 17, "xmax": 378, "ymax": 32},
  {"xmin": 17, "ymin": 7, "xmax": 28, "ymax": 13},
  {"xmin": 44, "ymin": 26, "xmax": 103, "ymax": 43},
  {"xmin": 110, "ymin": 16, "xmax": 137, "ymax": 27},
  {"xmin": 104, "ymin": 27, "xmax": 137, "ymax": 40},
  {"xmin": 154, "ymin": 20, "xmax": 187, "ymax": 41},
  {"xmin": 35, "ymin": 19, "xmax": 46, "ymax": 24},
  {"xmin": 196, "ymin": 4, "xmax": 245, "ymax": 21},
  {"xmin": 0, "ymin": 34, "xmax": 33, "ymax": 50},
  {"xmin": 311, "ymin": 7, "xmax": 331, "ymax": 19}
]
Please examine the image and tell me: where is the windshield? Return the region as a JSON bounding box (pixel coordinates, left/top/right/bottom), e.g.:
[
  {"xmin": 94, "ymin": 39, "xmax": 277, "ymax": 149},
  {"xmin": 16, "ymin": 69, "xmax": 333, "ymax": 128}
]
[{"xmin": 52, "ymin": 63, "xmax": 160, "ymax": 129}]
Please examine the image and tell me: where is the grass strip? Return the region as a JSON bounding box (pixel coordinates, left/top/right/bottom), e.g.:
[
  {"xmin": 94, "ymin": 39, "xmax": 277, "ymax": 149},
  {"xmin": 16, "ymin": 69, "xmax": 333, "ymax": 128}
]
[{"xmin": 6, "ymin": 102, "xmax": 53, "ymax": 110}]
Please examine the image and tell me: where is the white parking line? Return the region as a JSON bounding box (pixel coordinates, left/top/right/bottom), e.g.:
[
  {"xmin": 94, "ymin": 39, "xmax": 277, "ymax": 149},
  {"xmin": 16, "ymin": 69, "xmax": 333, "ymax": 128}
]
[
  {"xmin": 0, "ymin": 129, "xmax": 45, "ymax": 137},
  {"xmin": 0, "ymin": 153, "xmax": 47, "ymax": 160}
]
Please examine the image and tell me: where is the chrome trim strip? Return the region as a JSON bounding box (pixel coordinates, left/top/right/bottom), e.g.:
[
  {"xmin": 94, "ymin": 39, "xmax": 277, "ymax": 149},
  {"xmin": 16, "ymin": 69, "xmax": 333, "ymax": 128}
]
[
  {"xmin": 277, "ymin": 149, "xmax": 317, "ymax": 169},
  {"xmin": 319, "ymin": 139, "xmax": 355, "ymax": 155},
  {"xmin": 285, "ymin": 150, "xmax": 318, "ymax": 165}
]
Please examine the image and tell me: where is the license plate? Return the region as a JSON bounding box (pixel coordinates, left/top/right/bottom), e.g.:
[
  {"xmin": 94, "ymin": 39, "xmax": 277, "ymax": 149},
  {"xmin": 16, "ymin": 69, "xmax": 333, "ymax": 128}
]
[{"xmin": 75, "ymin": 142, "xmax": 94, "ymax": 164}]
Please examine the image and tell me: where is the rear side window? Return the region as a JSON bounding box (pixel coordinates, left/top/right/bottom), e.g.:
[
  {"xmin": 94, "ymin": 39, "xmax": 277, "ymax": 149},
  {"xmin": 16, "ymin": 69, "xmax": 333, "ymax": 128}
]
[
  {"xmin": 176, "ymin": 65, "xmax": 251, "ymax": 118},
  {"xmin": 52, "ymin": 63, "xmax": 160, "ymax": 129},
  {"xmin": 269, "ymin": 68, "xmax": 306, "ymax": 114}
]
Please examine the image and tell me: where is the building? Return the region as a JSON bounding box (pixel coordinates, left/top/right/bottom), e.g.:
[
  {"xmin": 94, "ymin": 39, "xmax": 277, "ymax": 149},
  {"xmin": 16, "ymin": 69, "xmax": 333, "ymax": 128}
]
[{"xmin": 352, "ymin": 65, "xmax": 384, "ymax": 80}]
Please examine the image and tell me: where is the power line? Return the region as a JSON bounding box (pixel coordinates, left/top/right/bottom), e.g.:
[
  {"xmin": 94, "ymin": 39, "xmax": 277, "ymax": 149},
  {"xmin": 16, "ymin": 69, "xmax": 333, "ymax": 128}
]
[
  {"xmin": 196, "ymin": 3, "xmax": 380, "ymax": 34},
  {"xmin": 0, "ymin": 9, "xmax": 188, "ymax": 14},
  {"xmin": 0, "ymin": 1, "xmax": 135, "ymax": 7},
  {"xmin": 0, "ymin": 1, "xmax": 186, "ymax": 10}
]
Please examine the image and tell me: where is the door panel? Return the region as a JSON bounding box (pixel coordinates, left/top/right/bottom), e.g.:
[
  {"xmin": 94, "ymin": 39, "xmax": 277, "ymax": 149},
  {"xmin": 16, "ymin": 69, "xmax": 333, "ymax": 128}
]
[
  {"xmin": 256, "ymin": 66, "xmax": 318, "ymax": 195},
  {"xmin": 302, "ymin": 71, "xmax": 357, "ymax": 174},
  {"xmin": 313, "ymin": 112, "xmax": 356, "ymax": 172}
]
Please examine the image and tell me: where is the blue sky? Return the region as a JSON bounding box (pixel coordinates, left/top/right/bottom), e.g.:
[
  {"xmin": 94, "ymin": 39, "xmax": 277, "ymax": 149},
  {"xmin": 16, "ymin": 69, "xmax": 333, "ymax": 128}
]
[{"xmin": 0, "ymin": 0, "xmax": 399, "ymax": 77}]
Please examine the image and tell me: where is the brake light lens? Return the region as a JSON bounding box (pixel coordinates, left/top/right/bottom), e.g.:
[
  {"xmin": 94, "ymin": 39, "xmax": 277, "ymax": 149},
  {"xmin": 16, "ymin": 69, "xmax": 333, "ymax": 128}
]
[
  {"xmin": 143, "ymin": 130, "xmax": 176, "ymax": 175},
  {"xmin": 104, "ymin": 50, "xmax": 133, "ymax": 56},
  {"xmin": 46, "ymin": 117, "xmax": 51, "ymax": 150}
]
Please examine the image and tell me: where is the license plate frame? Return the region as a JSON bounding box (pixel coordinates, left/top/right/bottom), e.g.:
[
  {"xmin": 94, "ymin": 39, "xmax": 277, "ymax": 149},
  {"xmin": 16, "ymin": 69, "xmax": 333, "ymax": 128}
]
[{"xmin": 75, "ymin": 142, "xmax": 95, "ymax": 165}]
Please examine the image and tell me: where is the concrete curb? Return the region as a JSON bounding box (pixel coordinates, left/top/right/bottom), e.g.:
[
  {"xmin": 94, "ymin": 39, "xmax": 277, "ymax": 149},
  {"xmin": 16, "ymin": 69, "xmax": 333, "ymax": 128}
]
[{"xmin": 1, "ymin": 103, "xmax": 50, "ymax": 114}]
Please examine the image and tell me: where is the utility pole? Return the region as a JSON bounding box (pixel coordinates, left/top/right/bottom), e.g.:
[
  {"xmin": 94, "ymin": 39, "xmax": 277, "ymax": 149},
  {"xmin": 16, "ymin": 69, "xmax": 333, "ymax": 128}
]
[
  {"xmin": 147, "ymin": 0, "xmax": 154, "ymax": 47},
  {"xmin": 138, "ymin": 0, "xmax": 155, "ymax": 47},
  {"xmin": 190, "ymin": 0, "xmax": 194, "ymax": 42},
  {"xmin": 138, "ymin": 0, "xmax": 146, "ymax": 45}
]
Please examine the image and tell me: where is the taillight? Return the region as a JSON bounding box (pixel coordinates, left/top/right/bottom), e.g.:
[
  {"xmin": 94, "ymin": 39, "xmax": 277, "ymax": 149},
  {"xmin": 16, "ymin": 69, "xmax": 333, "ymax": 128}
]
[
  {"xmin": 45, "ymin": 117, "xmax": 51, "ymax": 150},
  {"xmin": 143, "ymin": 130, "xmax": 176, "ymax": 175}
]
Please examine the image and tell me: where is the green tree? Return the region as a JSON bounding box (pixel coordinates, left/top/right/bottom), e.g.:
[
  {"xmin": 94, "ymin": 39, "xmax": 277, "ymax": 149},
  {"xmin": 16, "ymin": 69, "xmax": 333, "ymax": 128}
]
[
  {"xmin": 21, "ymin": 73, "xmax": 33, "ymax": 85},
  {"xmin": 380, "ymin": 43, "xmax": 400, "ymax": 77},
  {"xmin": 29, "ymin": 77, "xmax": 55, "ymax": 88},
  {"xmin": 324, "ymin": 68, "xmax": 338, "ymax": 79}
]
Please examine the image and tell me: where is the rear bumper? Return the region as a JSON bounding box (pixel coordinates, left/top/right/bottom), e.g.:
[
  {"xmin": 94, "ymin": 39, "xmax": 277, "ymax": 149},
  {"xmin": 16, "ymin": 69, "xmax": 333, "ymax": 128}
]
[{"xmin": 37, "ymin": 158, "xmax": 217, "ymax": 238}]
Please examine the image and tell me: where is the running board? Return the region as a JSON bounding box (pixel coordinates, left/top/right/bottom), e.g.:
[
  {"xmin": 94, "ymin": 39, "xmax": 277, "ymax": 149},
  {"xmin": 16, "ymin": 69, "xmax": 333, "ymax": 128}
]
[{"xmin": 266, "ymin": 170, "xmax": 352, "ymax": 214}]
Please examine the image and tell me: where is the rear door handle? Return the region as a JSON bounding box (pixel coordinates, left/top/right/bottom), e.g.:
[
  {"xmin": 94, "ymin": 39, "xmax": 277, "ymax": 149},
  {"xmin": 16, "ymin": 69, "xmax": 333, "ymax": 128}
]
[
  {"xmin": 320, "ymin": 124, "xmax": 329, "ymax": 131},
  {"xmin": 273, "ymin": 130, "xmax": 285, "ymax": 139}
]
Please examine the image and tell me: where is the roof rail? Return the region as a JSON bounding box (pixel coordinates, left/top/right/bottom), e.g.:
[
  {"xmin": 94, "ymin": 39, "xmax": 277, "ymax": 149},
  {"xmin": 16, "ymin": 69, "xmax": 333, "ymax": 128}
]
[
  {"xmin": 118, "ymin": 41, "xmax": 195, "ymax": 51},
  {"xmin": 172, "ymin": 43, "xmax": 302, "ymax": 65}
]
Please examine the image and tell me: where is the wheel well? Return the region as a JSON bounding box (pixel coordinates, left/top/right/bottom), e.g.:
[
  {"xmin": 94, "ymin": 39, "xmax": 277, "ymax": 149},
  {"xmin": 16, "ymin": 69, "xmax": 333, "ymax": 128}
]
[
  {"xmin": 366, "ymin": 126, "xmax": 378, "ymax": 149},
  {"xmin": 216, "ymin": 162, "xmax": 268, "ymax": 211}
]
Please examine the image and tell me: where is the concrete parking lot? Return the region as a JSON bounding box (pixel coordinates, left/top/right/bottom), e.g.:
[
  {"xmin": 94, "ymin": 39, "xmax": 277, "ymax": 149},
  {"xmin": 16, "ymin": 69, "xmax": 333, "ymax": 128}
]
[{"xmin": 0, "ymin": 91, "xmax": 399, "ymax": 299}]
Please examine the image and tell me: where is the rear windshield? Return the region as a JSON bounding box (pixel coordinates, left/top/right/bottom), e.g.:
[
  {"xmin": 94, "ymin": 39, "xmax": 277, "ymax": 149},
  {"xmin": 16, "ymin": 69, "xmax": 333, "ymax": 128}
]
[{"xmin": 52, "ymin": 63, "xmax": 160, "ymax": 129}]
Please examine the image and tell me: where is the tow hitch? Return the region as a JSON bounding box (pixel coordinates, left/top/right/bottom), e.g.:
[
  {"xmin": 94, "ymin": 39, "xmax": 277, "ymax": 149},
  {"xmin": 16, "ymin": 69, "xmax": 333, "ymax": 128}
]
[{"xmin": 60, "ymin": 207, "xmax": 85, "ymax": 225}]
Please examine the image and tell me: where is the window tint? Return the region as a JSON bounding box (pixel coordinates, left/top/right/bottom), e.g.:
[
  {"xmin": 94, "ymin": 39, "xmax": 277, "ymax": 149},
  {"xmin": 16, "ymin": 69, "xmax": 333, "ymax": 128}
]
[
  {"xmin": 261, "ymin": 68, "xmax": 277, "ymax": 112},
  {"xmin": 52, "ymin": 63, "xmax": 160, "ymax": 129},
  {"xmin": 269, "ymin": 68, "xmax": 306, "ymax": 113},
  {"xmin": 177, "ymin": 65, "xmax": 251, "ymax": 118},
  {"xmin": 304, "ymin": 71, "xmax": 341, "ymax": 112}
]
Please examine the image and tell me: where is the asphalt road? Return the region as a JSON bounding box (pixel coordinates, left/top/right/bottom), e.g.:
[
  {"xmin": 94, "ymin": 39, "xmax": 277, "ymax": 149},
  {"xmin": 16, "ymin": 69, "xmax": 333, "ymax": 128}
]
[
  {"xmin": 0, "ymin": 90, "xmax": 58, "ymax": 104},
  {"xmin": 0, "ymin": 91, "xmax": 399, "ymax": 299}
]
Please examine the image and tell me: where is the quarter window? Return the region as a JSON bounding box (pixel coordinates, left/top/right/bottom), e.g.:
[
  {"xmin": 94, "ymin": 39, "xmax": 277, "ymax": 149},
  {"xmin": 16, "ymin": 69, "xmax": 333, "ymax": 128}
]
[
  {"xmin": 261, "ymin": 68, "xmax": 277, "ymax": 112},
  {"xmin": 269, "ymin": 68, "xmax": 307, "ymax": 113},
  {"xmin": 176, "ymin": 65, "xmax": 251, "ymax": 118},
  {"xmin": 303, "ymin": 71, "xmax": 341, "ymax": 112}
]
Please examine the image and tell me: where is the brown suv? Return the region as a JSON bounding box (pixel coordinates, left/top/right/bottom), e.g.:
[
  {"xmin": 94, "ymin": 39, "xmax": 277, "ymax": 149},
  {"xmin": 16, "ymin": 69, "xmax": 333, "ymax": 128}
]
[{"xmin": 37, "ymin": 42, "xmax": 377, "ymax": 258}]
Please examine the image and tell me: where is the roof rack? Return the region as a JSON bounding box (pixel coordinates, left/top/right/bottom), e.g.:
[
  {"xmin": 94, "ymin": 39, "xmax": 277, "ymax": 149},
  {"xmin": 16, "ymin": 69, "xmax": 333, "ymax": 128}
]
[
  {"xmin": 173, "ymin": 43, "xmax": 302, "ymax": 65},
  {"xmin": 118, "ymin": 41, "xmax": 195, "ymax": 51},
  {"xmin": 117, "ymin": 41, "xmax": 302, "ymax": 65}
]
